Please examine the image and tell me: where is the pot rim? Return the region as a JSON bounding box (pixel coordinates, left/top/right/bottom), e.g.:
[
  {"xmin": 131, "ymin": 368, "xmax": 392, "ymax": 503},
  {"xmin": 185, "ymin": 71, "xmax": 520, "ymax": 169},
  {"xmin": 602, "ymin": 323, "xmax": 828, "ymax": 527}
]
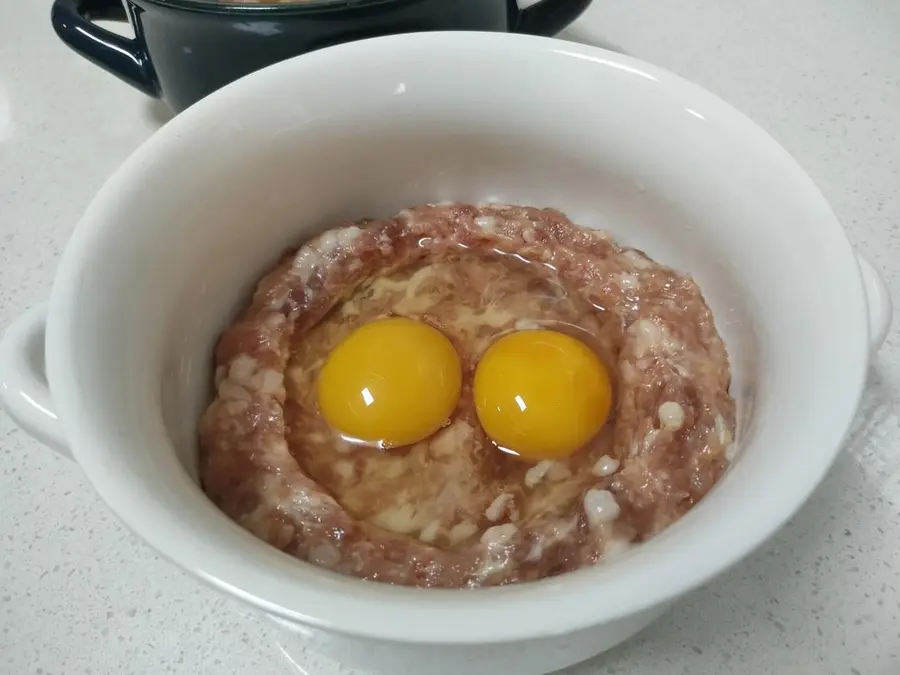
[{"xmin": 138, "ymin": 0, "xmax": 416, "ymax": 16}]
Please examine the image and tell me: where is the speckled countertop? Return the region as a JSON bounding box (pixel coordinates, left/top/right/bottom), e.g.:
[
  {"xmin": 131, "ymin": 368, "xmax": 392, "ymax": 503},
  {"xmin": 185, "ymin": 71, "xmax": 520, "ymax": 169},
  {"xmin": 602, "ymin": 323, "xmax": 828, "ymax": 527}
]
[{"xmin": 1, "ymin": 0, "xmax": 898, "ymax": 673}]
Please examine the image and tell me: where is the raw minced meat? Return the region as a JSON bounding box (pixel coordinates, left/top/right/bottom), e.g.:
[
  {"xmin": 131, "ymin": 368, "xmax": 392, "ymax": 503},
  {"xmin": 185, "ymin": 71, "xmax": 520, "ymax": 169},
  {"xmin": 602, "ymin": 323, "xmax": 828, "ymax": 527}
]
[{"xmin": 198, "ymin": 203, "xmax": 735, "ymax": 588}]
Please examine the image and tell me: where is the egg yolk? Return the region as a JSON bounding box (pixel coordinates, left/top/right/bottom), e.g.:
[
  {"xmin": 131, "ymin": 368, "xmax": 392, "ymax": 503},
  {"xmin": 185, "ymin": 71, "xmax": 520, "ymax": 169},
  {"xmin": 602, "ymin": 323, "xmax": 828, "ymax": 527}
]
[
  {"xmin": 317, "ymin": 317, "xmax": 462, "ymax": 447},
  {"xmin": 473, "ymin": 330, "xmax": 612, "ymax": 461}
]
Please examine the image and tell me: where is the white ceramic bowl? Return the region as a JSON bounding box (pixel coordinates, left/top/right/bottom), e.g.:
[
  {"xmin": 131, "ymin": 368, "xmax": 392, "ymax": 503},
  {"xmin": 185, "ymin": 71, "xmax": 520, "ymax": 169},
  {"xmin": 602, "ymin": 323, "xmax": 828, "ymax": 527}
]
[{"xmin": 0, "ymin": 32, "xmax": 892, "ymax": 675}]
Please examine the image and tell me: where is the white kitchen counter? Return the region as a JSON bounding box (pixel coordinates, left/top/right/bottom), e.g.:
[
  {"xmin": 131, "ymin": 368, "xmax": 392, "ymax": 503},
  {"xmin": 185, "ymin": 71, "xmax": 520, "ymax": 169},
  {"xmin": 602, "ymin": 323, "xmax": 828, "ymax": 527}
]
[{"xmin": 1, "ymin": 0, "xmax": 898, "ymax": 673}]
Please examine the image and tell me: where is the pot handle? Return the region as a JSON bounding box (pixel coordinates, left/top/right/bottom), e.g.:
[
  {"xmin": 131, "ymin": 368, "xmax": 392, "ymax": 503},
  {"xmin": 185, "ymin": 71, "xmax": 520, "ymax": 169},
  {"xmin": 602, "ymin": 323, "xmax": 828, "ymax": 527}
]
[
  {"xmin": 511, "ymin": 0, "xmax": 593, "ymax": 37},
  {"xmin": 857, "ymin": 255, "xmax": 892, "ymax": 355},
  {"xmin": 51, "ymin": 0, "xmax": 160, "ymax": 98},
  {"xmin": 0, "ymin": 306, "xmax": 72, "ymax": 459}
]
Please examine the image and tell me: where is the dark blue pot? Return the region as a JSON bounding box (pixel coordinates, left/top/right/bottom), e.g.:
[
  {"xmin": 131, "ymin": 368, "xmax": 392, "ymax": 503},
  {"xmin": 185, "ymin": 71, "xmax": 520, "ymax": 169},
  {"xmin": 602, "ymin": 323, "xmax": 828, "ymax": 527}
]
[{"xmin": 51, "ymin": 0, "xmax": 592, "ymax": 112}]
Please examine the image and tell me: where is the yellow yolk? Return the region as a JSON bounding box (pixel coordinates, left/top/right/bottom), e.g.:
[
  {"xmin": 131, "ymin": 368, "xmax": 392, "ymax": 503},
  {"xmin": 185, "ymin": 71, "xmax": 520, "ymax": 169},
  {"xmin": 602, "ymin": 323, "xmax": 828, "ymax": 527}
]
[
  {"xmin": 317, "ymin": 317, "xmax": 462, "ymax": 447},
  {"xmin": 473, "ymin": 330, "xmax": 612, "ymax": 461}
]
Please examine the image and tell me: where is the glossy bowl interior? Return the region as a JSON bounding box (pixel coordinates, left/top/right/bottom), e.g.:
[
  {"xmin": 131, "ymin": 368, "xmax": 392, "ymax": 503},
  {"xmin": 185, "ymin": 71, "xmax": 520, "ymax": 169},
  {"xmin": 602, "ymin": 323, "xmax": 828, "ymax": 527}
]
[{"xmin": 45, "ymin": 32, "xmax": 868, "ymax": 646}]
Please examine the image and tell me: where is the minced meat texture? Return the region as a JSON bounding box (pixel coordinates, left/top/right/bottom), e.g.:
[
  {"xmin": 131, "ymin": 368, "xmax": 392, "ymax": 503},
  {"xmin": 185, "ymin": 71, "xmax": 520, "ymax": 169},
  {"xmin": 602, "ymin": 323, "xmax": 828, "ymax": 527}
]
[{"xmin": 198, "ymin": 203, "xmax": 735, "ymax": 588}]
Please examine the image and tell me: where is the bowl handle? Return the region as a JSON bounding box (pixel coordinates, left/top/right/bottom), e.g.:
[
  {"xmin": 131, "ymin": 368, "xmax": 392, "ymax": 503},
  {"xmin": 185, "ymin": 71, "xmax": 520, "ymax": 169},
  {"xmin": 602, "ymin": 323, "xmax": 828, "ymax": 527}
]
[
  {"xmin": 0, "ymin": 305, "xmax": 72, "ymax": 458},
  {"xmin": 51, "ymin": 0, "xmax": 160, "ymax": 98},
  {"xmin": 511, "ymin": 0, "xmax": 593, "ymax": 36},
  {"xmin": 857, "ymin": 255, "xmax": 892, "ymax": 355}
]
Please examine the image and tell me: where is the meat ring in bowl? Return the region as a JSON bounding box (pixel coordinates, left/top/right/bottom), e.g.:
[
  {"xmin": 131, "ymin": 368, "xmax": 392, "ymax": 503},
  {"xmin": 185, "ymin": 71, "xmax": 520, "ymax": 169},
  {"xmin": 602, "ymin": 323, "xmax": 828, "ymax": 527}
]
[{"xmin": 199, "ymin": 202, "xmax": 735, "ymax": 588}]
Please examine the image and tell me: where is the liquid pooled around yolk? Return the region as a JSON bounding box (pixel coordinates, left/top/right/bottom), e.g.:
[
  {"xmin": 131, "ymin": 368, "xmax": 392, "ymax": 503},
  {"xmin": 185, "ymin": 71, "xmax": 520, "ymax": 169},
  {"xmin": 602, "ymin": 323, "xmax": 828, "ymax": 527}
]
[
  {"xmin": 317, "ymin": 317, "xmax": 462, "ymax": 448},
  {"xmin": 473, "ymin": 330, "xmax": 612, "ymax": 461}
]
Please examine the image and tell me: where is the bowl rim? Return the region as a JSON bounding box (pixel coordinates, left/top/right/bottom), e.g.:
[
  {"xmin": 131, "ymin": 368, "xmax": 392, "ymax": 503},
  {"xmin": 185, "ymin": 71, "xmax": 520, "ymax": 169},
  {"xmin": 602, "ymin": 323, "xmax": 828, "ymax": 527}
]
[{"xmin": 45, "ymin": 31, "xmax": 869, "ymax": 644}]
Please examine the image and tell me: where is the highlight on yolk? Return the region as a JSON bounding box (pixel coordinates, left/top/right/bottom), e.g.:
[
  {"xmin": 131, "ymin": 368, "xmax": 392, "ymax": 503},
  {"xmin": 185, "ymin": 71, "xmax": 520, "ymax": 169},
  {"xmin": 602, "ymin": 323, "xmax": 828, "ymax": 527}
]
[
  {"xmin": 317, "ymin": 317, "xmax": 462, "ymax": 448},
  {"xmin": 473, "ymin": 330, "xmax": 612, "ymax": 461}
]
